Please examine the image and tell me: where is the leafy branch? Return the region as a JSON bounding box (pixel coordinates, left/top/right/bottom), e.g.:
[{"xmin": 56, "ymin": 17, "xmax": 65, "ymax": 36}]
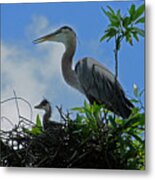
[
  {"xmin": 70, "ymin": 86, "xmax": 145, "ymax": 170},
  {"xmin": 100, "ymin": 4, "xmax": 144, "ymax": 81}
]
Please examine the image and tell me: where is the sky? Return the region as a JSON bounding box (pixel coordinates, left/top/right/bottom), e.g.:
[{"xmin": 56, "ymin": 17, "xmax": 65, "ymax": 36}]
[{"xmin": 1, "ymin": 0, "xmax": 144, "ymax": 129}]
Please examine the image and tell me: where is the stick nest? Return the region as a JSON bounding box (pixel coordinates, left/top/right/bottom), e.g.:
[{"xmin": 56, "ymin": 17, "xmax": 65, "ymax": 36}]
[{"xmin": 0, "ymin": 110, "xmax": 123, "ymax": 169}]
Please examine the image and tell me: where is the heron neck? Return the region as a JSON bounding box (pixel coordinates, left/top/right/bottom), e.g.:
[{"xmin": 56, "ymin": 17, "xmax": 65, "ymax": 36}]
[
  {"xmin": 43, "ymin": 107, "xmax": 51, "ymax": 122},
  {"xmin": 61, "ymin": 39, "xmax": 80, "ymax": 90}
]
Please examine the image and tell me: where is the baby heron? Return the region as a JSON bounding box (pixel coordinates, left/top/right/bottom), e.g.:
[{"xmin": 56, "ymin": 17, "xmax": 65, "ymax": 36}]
[{"xmin": 34, "ymin": 99, "xmax": 62, "ymax": 130}]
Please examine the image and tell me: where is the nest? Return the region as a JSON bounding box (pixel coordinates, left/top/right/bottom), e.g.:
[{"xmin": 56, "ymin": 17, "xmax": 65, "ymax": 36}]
[
  {"xmin": 0, "ymin": 112, "xmax": 122, "ymax": 168},
  {"xmin": 0, "ymin": 95, "xmax": 144, "ymax": 169}
]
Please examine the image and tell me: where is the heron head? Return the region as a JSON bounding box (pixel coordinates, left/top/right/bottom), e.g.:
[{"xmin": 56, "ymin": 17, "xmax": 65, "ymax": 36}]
[
  {"xmin": 33, "ymin": 26, "xmax": 76, "ymax": 47},
  {"xmin": 34, "ymin": 99, "xmax": 51, "ymax": 112}
]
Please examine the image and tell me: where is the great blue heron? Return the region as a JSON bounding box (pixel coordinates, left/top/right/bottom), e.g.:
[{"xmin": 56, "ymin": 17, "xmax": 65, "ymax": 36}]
[
  {"xmin": 34, "ymin": 99, "xmax": 62, "ymax": 130},
  {"xmin": 33, "ymin": 26, "xmax": 134, "ymax": 118}
]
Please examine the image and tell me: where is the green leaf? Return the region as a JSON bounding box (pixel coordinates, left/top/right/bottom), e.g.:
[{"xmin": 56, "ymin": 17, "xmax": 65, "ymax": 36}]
[
  {"xmin": 71, "ymin": 107, "xmax": 84, "ymax": 113},
  {"xmin": 130, "ymin": 99, "xmax": 139, "ymax": 103},
  {"xmin": 84, "ymin": 100, "xmax": 90, "ymax": 110},
  {"xmin": 109, "ymin": 115, "xmax": 117, "ymax": 128},
  {"xmin": 75, "ymin": 114, "xmax": 84, "ymax": 123},
  {"xmin": 101, "ymin": 7, "xmax": 112, "ymax": 19},
  {"xmin": 132, "ymin": 32, "xmax": 139, "ymax": 42},
  {"xmin": 106, "ymin": 27, "xmax": 117, "ymax": 37},
  {"xmin": 72, "ymin": 129, "xmax": 83, "ymax": 134},
  {"xmin": 132, "ymin": 27, "xmax": 144, "ymax": 37},
  {"xmin": 138, "ymin": 113, "xmax": 145, "ymax": 126},
  {"xmin": 135, "ymin": 4, "xmax": 145, "ymax": 19},
  {"xmin": 137, "ymin": 29, "xmax": 145, "ymax": 37},
  {"xmin": 23, "ymin": 128, "xmax": 32, "ymax": 134},
  {"xmin": 100, "ymin": 33, "xmax": 109, "ymax": 42},
  {"xmin": 129, "ymin": 4, "xmax": 136, "ymax": 16},
  {"xmin": 101, "ymin": 6, "xmax": 120, "ymax": 26},
  {"xmin": 115, "ymin": 118, "xmax": 123, "ymax": 125},
  {"xmin": 129, "ymin": 4, "xmax": 144, "ymax": 22},
  {"xmin": 84, "ymin": 100, "xmax": 87, "ymax": 107},
  {"xmin": 110, "ymin": 17, "xmax": 120, "ymax": 27},
  {"xmin": 117, "ymin": 9, "xmax": 121, "ymax": 17},
  {"xmin": 135, "ymin": 17, "xmax": 145, "ymax": 24},
  {"xmin": 125, "ymin": 32, "xmax": 133, "ymax": 46},
  {"xmin": 123, "ymin": 16, "xmax": 131, "ymax": 27},
  {"xmin": 107, "ymin": 5, "xmax": 115, "ymax": 15},
  {"xmin": 131, "ymin": 107, "xmax": 139, "ymax": 114},
  {"xmin": 31, "ymin": 127, "xmax": 42, "ymax": 135},
  {"xmin": 133, "ymin": 83, "xmax": 138, "ymax": 97},
  {"xmin": 123, "ymin": 113, "xmax": 144, "ymax": 129},
  {"xmin": 106, "ymin": 36, "xmax": 113, "ymax": 42},
  {"xmin": 139, "ymin": 89, "xmax": 144, "ymax": 97},
  {"xmin": 128, "ymin": 131, "xmax": 143, "ymax": 144},
  {"xmin": 36, "ymin": 114, "xmax": 41, "ymax": 127}
]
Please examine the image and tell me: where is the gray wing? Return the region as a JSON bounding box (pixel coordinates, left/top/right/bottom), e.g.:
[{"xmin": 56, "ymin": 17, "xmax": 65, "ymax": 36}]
[{"xmin": 75, "ymin": 57, "xmax": 133, "ymax": 118}]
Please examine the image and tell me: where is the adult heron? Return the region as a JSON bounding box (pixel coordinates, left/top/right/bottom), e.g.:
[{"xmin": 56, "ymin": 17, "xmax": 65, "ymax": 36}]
[{"xmin": 33, "ymin": 26, "xmax": 133, "ymax": 118}]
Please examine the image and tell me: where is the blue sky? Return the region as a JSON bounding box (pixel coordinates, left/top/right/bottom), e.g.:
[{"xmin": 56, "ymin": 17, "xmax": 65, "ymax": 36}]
[{"xmin": 1, "ymin": 1, "xmax": 144, "ymax": 125}]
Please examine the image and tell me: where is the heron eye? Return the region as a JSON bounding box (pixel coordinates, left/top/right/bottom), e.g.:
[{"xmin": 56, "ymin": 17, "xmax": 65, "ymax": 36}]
[
  {"xmin": 61, "ymin": 29, "xmax": 68, "ymax": 33},
  {"xmin": 41, "ymin": 100, "xmax": 48, "ymax": 106}
]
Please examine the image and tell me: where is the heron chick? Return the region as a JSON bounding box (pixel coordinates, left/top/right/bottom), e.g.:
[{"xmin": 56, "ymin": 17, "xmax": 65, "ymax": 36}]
[
  {"xmin": 33, "ymin": 26, "xmax": 134, "ymax": 118},
  {"xmin": 34, "ymin": 99, "xmax": 62, "ymax": 130},
  {"xmin": 34, "ymin": 99, "xmax": 52, "ymax": 130}
]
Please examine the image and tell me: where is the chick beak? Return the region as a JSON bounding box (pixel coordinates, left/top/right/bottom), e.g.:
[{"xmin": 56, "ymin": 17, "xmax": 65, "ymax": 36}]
[{"xmin": 34, "ymin": 104, "xmax": 42, "ymax": 109}]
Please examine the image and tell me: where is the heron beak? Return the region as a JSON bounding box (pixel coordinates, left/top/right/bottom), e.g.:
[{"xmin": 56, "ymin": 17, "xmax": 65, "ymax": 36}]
[{"xmin": 33, "ymin": 31, "xmax": 58, "ymax": 44}]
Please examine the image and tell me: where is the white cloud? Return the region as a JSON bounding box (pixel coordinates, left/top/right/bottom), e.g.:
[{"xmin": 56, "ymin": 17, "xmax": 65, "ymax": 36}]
[
  {"xmin": 1, "ymin": 15, "xmax": 84, "ymax": 130},
  {"xmin": 26, "ymin": 14, "xmax": 59, "ymax": 40},
  {"xmin": 26, "ymin": 15, "xmax": 49, "ymax": 37}
]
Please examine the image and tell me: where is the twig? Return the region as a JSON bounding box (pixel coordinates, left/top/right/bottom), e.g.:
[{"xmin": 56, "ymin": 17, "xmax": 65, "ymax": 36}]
[
  {"xmin": 56, "ymin": 105, "xmax": 69, "ymax": 124},
  {"xmin": 19, "ymin": 116, "xmax": 35, "ymax": 125},
  {"xmin": 13, "ymin": 90, "xmax": 20, "ymax": 122},
  {"xmin": 1, "ymin": 96, "xmax": 33, "ymax": 121},
  {"xmin": 0, "ymin": 116, "xmax": 14, "ymax": 127}
]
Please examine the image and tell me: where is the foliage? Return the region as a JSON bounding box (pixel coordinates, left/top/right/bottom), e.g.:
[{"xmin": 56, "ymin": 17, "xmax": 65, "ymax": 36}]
[
  {"xmin": 70, "ymin": 85, "xmax": 145, "ymax": 170},
  {"xmin": 0, "ymin": 87, "xmax": 144, "ymax": 169},
  {"xmin": 100, "ymin": 4, "xmax": 145, "ymax": 49},
  {"xmin": 100, "ymin": 3, "xmax": 145, "ymax": 96},
  {"xmin": 23, "ymin": 114, "xmax": 43, "ymax": 135}
]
